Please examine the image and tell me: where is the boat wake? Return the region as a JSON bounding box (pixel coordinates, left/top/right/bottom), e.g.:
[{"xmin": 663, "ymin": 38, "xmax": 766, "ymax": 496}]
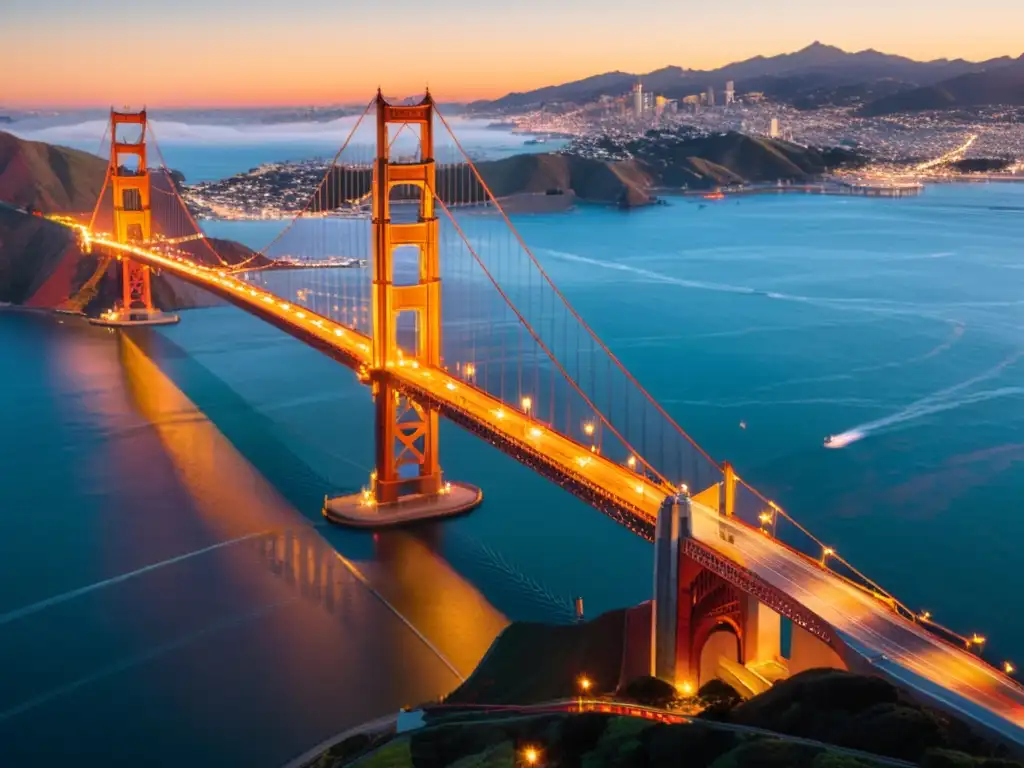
[{"xmin": 824, "ymin": 350, "xmax": 1024, "ymax": 448}]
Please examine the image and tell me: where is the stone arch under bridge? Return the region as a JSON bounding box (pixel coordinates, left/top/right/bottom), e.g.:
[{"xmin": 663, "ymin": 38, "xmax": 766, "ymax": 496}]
[{"xmin": 651, "ymin": 493, "xmax": 848, "ymax": 696}]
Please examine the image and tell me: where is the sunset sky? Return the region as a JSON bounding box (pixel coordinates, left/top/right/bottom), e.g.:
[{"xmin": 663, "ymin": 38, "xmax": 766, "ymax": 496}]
[{"xmin": 4, "ymin": 0, "xmax": 1023, "ymax": 108}]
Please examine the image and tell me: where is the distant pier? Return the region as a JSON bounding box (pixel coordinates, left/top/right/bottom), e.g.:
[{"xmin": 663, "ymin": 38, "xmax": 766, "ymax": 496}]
[{"xmin": 673, "ymin": 179, "xmax": 924, "ymax": 200}]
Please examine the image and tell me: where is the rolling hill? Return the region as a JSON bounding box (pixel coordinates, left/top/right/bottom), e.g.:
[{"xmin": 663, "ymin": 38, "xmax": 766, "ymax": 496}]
[
  {"xmin": 0, "ymin": 131, "xmax": 107, "ymax": 212},
  {"xmin": 0, "ymin": 132, "xmax": 261, "ymax": 312},
  {"xmin": 468, "ymin": 42, "xmax": 1017, "ymax": 112},
  {"xmin": 862, "ymin": 56, "xmax": 1024, "ymax": 115}
]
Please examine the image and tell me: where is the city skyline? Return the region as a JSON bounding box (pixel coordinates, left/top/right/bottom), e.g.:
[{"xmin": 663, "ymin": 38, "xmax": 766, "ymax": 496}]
[{"xmin": 3, "ymin": 0, "xmax": 1024, "ymax": 108}]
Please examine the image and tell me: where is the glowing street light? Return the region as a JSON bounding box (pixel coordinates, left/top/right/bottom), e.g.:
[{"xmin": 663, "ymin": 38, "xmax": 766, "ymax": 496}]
[
  {"xmin": 968, "ymin": 634, "xmax": 986, "ymax": 649},
  {"xmin": 678, "ymin": 680, "xmax": 695, "ymax": 696},
  {"xmin": 821, "ymin": 547, "xmax": 834, "ymax": 566},
  {"xmin": 1005, "ymin": 661, "xmax": 1016, "ymax": 675},
  {"xmin": 626, "ymin": 455, "xmax": 637, "ymax": 469},
  {"xmin": 919, "ymin": 610, "xmax": 932, "ymax": 622},
  {"xmin": 582, "ymin": 421, "xmax": 595, "ymax": 437},
  {"xmin": 521, "ymin": 396, "xmax": 532, "ymax": 414},
  {"xmin": 522, "ymin": 747, "xmax": 540, "ymax": 766},
  {"xmin": 577, "ymin": 675, "xmax": 592, "ymax": 711},
  {"xmin": 464, "ymin": 362, "xmax": 476, "ymax": 379}
]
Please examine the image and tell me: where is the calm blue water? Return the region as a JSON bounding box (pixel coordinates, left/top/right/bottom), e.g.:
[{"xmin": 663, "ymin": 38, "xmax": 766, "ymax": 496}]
[{"xmin": 2, "ymin": 182, "xmax": 1023, "ymax": 764}]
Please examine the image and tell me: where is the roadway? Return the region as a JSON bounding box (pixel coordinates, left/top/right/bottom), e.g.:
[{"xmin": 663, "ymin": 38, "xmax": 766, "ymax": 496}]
[
  {"xmin": 85, "ymin": 233, "xmax": 1024, "ymax": 747},
  {"xmin": 690, "ymin": 505, "xmax": 1024, "ymax": 747}
]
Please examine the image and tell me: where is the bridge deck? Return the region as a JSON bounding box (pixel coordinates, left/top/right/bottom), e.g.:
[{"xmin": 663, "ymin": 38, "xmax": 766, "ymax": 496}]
[{"xmin": 95, "ymin": 235, "xmax": 1024, "ymax": 746}]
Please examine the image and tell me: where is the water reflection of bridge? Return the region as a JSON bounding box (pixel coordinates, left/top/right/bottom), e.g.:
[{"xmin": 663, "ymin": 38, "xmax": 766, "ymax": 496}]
[{"xmin": 253, "ymin": 528, "xmax": 508, "ymax": 679}]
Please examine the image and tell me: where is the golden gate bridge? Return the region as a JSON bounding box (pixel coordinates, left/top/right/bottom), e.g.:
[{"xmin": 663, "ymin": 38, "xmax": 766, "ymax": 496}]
[{"xmin": 44, "ymin": 92, "xmax": 1024, "ymax": 746}]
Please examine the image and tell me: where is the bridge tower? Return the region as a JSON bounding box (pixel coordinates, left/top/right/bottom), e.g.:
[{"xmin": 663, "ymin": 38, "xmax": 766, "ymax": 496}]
[
  {"xmin": 91, "ymin": 109, "xmax": 178, "ymax": 327},
  {"xmin": 323, "ymin": 92, "xmax": 482, "ymax": 527}
]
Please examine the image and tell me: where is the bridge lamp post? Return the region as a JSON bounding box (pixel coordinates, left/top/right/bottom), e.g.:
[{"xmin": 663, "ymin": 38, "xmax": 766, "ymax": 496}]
[
  {"xmin": 820, "ymin": 547, "xmax": 835, "ymax": 567},
  {"xmin": 578, "ymin": 675, "xmax": 592, "ymax": 711},
  {"xmin": 521, "ymin": 746, "xmax": 541, "ymax": 767},
  {"xmin": 521, "ymin": 396, "xmax": 532, "ymax": 416},
  {"xmin": 1005, "ymin": 661, "xmax": 1016, "ymax": 676},
  {"xmin": 967, "ymin": 634, "xmax": 986, "ymax": 653}
]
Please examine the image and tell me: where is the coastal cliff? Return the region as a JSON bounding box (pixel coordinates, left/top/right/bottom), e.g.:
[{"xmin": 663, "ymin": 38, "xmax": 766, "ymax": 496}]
[
  {"xmin": 0, "ymin": 131, "xmax": 107, "ymax": 212},
  {"xmin": 301, "ymin": 610, "xmax": 1021, "ymax": 768},
  {"xmin": 186, "ymin": 130, "xmax": 865, "ymax": 218},
  {"xmin": 0, "ymin": 131, "xmax": 260, "ymax": 312}
]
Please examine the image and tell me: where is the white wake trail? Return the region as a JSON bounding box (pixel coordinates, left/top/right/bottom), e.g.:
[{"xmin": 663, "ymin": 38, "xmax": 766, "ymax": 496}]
[{"xmin": 826, "ymin": 351, "xmax": 1023, "ymax": 448}]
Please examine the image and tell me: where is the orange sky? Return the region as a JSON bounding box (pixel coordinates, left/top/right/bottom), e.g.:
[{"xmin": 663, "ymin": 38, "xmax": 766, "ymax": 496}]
[{"xmin": 3, "ymin": 0, "xmax": 1022, "ymax": 108}]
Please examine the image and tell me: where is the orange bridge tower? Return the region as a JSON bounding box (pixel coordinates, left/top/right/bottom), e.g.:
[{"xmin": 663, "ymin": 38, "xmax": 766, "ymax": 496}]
[
  {"xmin": 92, "ymin": 109, "xmax": 178, "ymax": 327},
  {"xmin": 323, "ymin": 92, "xmax": 482, "ymax": 528}
]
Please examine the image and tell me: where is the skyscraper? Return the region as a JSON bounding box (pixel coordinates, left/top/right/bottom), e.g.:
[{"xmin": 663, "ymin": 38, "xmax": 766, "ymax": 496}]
[
  {"xmin": 706, "ymin": 86, "xmax": 715, "ymax": 107},
  {"xmin": 632, "ymin": 82, "xmax": 644, "ymax": 118},
  {"xmin": 725, "ymin": 81, "xmax": 735, "ymax": 105}
]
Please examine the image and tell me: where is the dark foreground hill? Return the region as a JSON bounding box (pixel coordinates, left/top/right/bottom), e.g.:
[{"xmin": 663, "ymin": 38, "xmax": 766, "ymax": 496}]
[
  {"xmin": 439, "ymin": 609, "xmax": 1021, "ymax": 767},
  {"xmin": 0, "ymin": 205, "xmax": 259, "ymax": 312},
  {"xmin": 0, "ymin": 131, "xmax": 263, "ymax": 312}
]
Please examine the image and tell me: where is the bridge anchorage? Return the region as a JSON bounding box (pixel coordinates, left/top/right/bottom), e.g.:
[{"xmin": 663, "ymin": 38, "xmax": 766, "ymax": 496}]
[
  {"xmin": 323, "ymin": 91, "xmax": 483, "ymax": 528},
  {"xmin": 650, "ymin": 483, "xmax": 846, "ymax": 698},
  {"xmin": 90, "ymin": 109, "xmax": 179, "ymax": 327}
]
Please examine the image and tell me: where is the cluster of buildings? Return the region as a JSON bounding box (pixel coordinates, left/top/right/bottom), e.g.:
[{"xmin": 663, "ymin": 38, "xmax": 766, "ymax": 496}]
[
  {"xmin": 628, "ymin": 80, "xmax": 740, "ymax": 119},
  {"xmin": 183, "ymin": 159, "xmax": 331, "ymax": 219},
  {"xmin": 512, "ymin": 85, "xmax": 1023, "ymax": 175}
]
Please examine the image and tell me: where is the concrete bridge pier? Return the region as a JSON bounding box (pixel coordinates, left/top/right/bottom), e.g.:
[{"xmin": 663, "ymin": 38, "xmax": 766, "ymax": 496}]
[{"xmin": 652, "ymin": 491, "xmax": 791, "ymax": 694}]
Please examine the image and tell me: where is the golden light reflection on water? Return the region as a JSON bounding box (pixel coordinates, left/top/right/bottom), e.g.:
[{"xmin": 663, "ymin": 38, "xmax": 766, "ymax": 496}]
[
  {"xmin": 113, "ymin": 327, "xmax": 507, "ymax": 684},
  {"xmin": 364, "ymin": 529, "xmax": 509, "ymax": 678},
  {"xmin": 116, "ymin": 329, "xmax": 297, "ymax": 539}
]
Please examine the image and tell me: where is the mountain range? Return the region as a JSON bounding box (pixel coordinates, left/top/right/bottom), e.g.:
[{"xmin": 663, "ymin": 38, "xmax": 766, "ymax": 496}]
[{"xmin": 468, "ymin": 43, "xmax": 1024, "ymax": 114}]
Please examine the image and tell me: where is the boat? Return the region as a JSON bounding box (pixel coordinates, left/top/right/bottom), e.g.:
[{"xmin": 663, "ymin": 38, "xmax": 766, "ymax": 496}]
[
  {"xmin": 523, "ymin": 137, "xmax": 547, "ymax": 145},
  {"xmin": 824, "ymin": 435, "xmax": 835, "ymax": 447},
  {"xmin": 703, "ymin": 191, "xmax": 725, "ymax": 201}
]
